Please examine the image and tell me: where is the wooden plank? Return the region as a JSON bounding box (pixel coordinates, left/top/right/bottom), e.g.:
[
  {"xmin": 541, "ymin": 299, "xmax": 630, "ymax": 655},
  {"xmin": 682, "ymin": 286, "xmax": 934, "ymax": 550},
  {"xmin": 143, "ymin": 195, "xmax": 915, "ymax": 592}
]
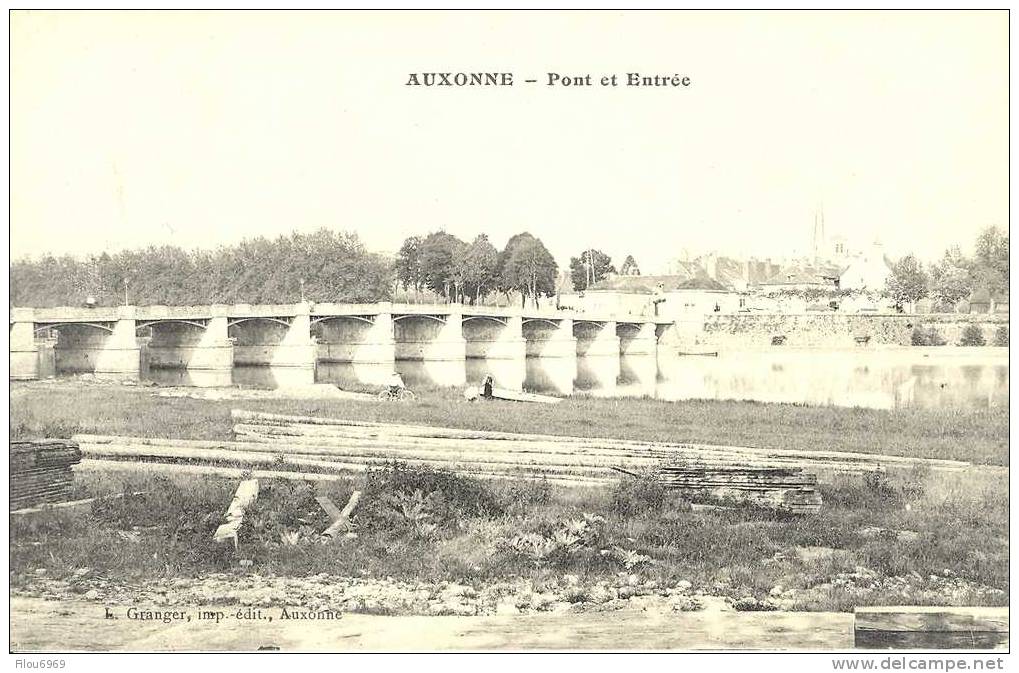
[
  {"xmin": 855, "ymin": 606, "xmax": 1009, "ymax": 633},
  {"xmin": 321, "ymin": 490, "xmax": 361, "ymax": 538},
  {"xmin": 315, "ymin": 495, "xmax": 343, "ymax": 521},
  {"xmin": 213, "ymin": 479, "xmax": 259, "ymax": 546},
  {"xmin": 486, "ymin": 387, "xmax": 562, "ymax": 404},
  {"xmin": 10, "ymin": 491, "xmax": 145, "ymax": 516}
]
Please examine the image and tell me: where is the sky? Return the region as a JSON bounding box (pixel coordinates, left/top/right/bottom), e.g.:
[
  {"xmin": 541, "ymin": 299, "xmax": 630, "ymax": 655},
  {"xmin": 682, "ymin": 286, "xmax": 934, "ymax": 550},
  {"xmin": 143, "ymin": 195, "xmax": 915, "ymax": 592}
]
[{"xmin": 10, "ymin": 10, "xmax": 1008, "ymax": 273}]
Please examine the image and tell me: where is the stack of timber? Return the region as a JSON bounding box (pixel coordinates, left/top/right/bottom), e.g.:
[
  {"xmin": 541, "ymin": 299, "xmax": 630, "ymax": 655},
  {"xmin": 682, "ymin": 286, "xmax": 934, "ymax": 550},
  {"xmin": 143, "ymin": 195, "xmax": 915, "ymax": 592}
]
[
  {"xmin": 68, "ymin": 408, "xmax": 971, "ymax": 514},
  {"xmin": 229, "ymin": 409, "xmax": 970, "ymax": 480},
  {"xmin": 651, "ymin": 465, "xmax": 821, "ymax": 514},
  {"xmin": 11, "ymin": 440, "xmax": 83, "ymax": 510}
]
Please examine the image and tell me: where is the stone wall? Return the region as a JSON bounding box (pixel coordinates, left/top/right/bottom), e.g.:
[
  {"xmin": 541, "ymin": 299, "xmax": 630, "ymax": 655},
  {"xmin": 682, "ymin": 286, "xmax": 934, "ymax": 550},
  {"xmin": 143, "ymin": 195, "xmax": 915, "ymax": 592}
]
[
  {"xmin": 918, "ymin": 314, "xmax": 1009, "ymax": 346},
  {"xmin": 659, "ymin": 313, "xmax": 1008, "ymax": 351}
]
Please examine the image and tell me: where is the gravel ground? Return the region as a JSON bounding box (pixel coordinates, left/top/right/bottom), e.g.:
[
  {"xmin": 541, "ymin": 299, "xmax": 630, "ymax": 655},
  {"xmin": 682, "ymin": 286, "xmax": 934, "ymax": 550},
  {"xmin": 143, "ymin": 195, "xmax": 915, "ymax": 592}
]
[{"xmin": 11, "ymin": 564, "xmax": 1005, "ymax": 617}]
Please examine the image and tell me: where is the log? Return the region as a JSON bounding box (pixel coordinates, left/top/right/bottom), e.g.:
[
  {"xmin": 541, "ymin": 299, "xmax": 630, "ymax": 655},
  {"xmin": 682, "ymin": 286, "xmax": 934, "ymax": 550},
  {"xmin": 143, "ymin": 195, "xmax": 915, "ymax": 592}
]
[
  {"xmin": 75, "ymin": 439, "xmax": 622, "ymax": 478},
  {"xmin": 74, "ymin": 457, "xmax": 612, "ymax": 488},
  {"xmin": 77, "ymin": 442, "xmax": 372, "ymax": 474},
  {"xmin": 81, "ymin": 432, "xmax": 664, "ymax": 470}
]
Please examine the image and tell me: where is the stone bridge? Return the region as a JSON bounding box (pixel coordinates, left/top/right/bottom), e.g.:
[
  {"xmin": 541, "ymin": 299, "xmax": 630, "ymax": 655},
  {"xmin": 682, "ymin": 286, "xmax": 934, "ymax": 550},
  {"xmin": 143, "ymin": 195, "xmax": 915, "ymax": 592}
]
[{"xmin": 10, "ymin": 303, "xmax": 672, "ymax": 390}]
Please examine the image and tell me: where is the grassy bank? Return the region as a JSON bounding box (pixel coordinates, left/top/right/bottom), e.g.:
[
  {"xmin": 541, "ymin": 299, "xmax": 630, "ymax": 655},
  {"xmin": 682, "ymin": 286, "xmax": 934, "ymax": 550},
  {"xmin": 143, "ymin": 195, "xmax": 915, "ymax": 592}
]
[
  {"xmin": 9, "ymin": 380, "xmax": 1007, "ymax": 613},
  {"xmin": 9, "ymin": 380, "xmax": 1008, "ymax": 465},
  {"xmin": 9, "ymin": 464, "xmax": 1008, "ymax": 612}
]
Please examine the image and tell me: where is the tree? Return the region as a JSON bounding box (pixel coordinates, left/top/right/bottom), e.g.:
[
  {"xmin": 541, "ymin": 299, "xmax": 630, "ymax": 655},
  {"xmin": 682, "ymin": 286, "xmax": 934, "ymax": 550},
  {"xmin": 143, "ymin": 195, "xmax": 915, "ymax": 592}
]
[
  {"xmin": 419, "ymin": 231, "xmax": 467, "ymax": 301},
  {"xmin": 620, "ymin": 255, "xmax": 641, "ymax": 276},
  {"xmin": 500, "ymin": 233, "xmax": 558, "ymax": 307},
  {"xmin": 928, "ymin": 247, "xmax": 972, "ymax": 310},
  {"xmin": 457, "ymin": 234, "xmax": 499, "ymax": 303},
  {"xmin": 884, "ymin": 255, "xmax": 929, "ymax": 310},
  {"xmin": 971, "ymin": 226, "xmax": 1008, "ymax": 296},
  {"xmin": 568, "ymin": 249, "xmax": 615, "ymax": 291},
  {"xmin": 395, "ymin": 236, "xmax": 426, "ymax": 300}
]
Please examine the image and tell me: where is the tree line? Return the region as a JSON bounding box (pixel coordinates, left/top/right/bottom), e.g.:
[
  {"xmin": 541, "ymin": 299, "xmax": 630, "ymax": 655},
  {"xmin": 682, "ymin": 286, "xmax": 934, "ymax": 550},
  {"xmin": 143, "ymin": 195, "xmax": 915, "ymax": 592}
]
[
  {"xmin": 10, "ymin": 226, "xmax": 647, "ymax": 309},
  {"xmin": 394, "ymin": 232, "xmax": 645, "ymax": 306},
  {"xmin": 9, "ymin": 230, "xmax": 394, "ymax": 307},
  {"xmin": 885, "ymin": 226, "xmax": 1009, "ymax": 310}
]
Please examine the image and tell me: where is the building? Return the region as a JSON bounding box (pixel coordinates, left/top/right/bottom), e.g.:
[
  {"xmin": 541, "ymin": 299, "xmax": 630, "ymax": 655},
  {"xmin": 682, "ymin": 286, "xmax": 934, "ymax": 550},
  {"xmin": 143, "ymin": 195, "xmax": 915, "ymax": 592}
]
[
  {"xmin": 662, "ymin": 276, "xmax": 740, "ymax": 317},
  {"xmin": 563, "ymin": 272, "xmax": 741, "ymax": 318},
  {"xmin": 838, "ymin": 242, "xmax": 893, "ymax": 292},
  {"xmin": 758, "ymin": 262, "xmax": 842, "ymax": 292},
  {"xmin": 969, "ymin": 289, "xmax": 1009, "ymax": 314}
]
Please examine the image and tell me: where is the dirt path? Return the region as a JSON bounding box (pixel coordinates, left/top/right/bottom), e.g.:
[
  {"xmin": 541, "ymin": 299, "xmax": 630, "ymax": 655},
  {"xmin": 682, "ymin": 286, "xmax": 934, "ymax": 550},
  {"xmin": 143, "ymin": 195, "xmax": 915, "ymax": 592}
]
[{"xmin": 11, "ymin": 597, "xmax": 854, "ymax": 651}]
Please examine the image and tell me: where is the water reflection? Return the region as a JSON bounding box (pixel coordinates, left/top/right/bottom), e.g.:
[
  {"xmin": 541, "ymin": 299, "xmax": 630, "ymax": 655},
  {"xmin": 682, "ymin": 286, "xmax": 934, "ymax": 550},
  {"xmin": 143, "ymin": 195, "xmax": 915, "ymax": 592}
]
[
  {"xmin": 643, "ymin": 348, "xmax": 1008, "ymax": 410},
  {"xmin": 140, "ymin": 345, "xmax": 1007, "ymax": 410}
]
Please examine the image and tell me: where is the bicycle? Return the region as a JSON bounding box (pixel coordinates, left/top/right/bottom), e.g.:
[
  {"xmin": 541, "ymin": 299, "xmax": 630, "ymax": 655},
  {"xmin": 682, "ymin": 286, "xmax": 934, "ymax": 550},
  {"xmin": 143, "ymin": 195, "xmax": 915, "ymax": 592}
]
[{"xmin": 377, "ymin": 387, "xmax": 417, "ymax": 401}]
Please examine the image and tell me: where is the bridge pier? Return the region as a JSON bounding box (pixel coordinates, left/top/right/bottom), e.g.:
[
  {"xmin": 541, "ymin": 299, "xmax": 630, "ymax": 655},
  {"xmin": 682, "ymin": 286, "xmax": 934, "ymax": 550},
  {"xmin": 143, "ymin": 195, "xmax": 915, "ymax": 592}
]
[
  {"xmin": 522, "ymin": 317, "xmax": 577, "ymax": 394},
  {"xmin": 464, "ymin": 314, "xmax": 526, "ymax": 390},
  {"xmin": 618, "ymin": 322, "xmax": 658, "ymax": 357},
  {"xmin": 144, "ymin": 307, "xmax": 233, "ymax": 387},
  {"xmin": 575, "ymin": 320, "xmax": 620, "ymax": 358},
  {"xmin": 92, "ymin": 313, "xmax": 142, "ymax": 380},
  {"xmin": 9, "ymin": 310, "xmax": 40, "ymax": 380},
  {"xmin": 574, "ymin": 320, "xmax": 620, "ymax": 394},
  {"xmin": 232, "ymin": 304, "xmax": 317, "ymax": 387},
  {"xmin": 394, "ymin": 310, "xmax": 466, "ymax": 387},
  {"xmin": 314, "ymin": 308, "xmax": 396, "ymax": 387}
]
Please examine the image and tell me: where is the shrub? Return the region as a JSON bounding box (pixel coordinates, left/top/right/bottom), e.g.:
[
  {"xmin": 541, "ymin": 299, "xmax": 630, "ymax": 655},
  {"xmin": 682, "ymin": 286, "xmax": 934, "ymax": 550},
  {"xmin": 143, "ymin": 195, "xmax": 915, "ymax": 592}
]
[
  {"xmin": 496, "ymin": 513, "xmax": 607, "ymax": 568},
  {"xmin": 360, "ymin": 462, "xmax": 503, "ymax": 531},
  {"xmin": 824, "ymin": 471, "xmax": 925, "ymax": 510},
  {"xmin": 243, "ymin": 480, "xmax": 329, "ymax": 546},
  {"xmin": 960, "ymin": 324, "xmax": 986, "ymax": 347},
  {"xmin": 993, "ymin": 325, "xmax": 1008, "ymax": 347},
  {"xmin": 498, "ymin": 478, "xmax": 553, "ymax": 510},
  {"xmin": 911, "ymin": 327, "xmax": 946, "ymax": 346},
  {"xmin": 611, "ymin": 471, "xmax": 670, "ymax": 517}
]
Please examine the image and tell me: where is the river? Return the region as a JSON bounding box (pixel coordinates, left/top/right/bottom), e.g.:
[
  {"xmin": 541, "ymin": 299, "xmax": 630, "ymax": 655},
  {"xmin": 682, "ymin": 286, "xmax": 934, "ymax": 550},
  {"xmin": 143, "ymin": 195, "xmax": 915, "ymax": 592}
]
[{"xmin": 315, "ymin": 346, "xmax": 1007, "ymax": 411}]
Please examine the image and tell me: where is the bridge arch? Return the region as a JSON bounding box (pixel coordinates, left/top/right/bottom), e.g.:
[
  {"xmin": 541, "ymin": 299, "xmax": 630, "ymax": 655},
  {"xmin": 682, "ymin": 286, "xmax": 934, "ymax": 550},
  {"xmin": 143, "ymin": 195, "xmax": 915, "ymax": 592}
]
[
  {"xmin": 228, "ymin": 316, "xmax": 293, "ymax": 329},
  {"xmin": 462, "ymin": 315, "xmax": 508, "ymax": 327},
  {"xmin": 521, "ymin": 317, "xmax": 562, "ymax": 330},
  {"xmin": 392, "ymin": 314, "xmax": 447, "ymax": 325},
  {"xmin": 33, "ymin": 322, "xmax": 114, "ymax": 336},
  {"xmin": 136, "ymin": 318, "xmax": 210, "ymax": 333},
  {"xmin": 311, "ymin": 315, "xmax": 375, "ymax": 327}
]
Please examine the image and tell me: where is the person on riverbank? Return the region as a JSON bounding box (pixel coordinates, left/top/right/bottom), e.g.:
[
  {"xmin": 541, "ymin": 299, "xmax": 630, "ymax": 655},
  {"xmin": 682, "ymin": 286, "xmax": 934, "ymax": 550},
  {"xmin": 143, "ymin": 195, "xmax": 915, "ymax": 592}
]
[{"xmin": 387, "ymin": 371, "xmax": 407, "ymax": 397}]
